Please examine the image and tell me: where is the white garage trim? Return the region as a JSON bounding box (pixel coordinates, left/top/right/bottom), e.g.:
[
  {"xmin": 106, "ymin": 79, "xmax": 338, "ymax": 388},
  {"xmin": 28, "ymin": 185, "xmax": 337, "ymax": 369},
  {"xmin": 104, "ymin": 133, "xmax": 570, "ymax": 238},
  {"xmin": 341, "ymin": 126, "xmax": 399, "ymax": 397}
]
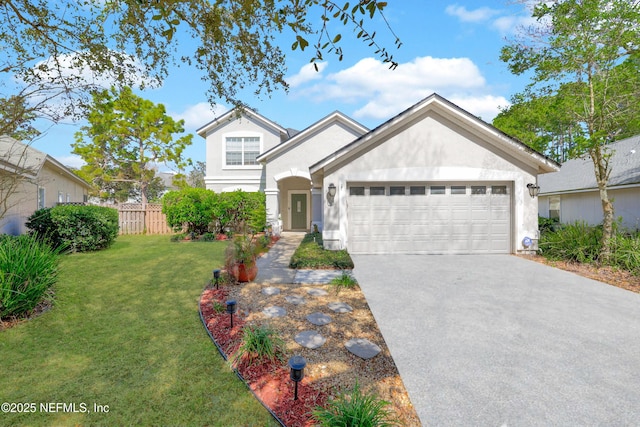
[{"xmin": 347, "ymin": 182, "xmax": 512, "ymax": 254}]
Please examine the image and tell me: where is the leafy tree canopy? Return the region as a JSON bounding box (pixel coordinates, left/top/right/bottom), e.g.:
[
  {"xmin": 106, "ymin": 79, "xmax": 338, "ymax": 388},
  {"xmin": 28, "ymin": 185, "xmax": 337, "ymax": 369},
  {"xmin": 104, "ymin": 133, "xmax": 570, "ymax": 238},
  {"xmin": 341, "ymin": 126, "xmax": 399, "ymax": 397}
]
[
  {"xmin": 0, "ymin": 0, "xmax": 400, "ymax": 128},
  {"xmin": 499, "ymin": 0, "xmax": 640, "ymax": 258},
  {"xmin": 73, "ymin": 86, "xmax": 192, "ymax": 204}
]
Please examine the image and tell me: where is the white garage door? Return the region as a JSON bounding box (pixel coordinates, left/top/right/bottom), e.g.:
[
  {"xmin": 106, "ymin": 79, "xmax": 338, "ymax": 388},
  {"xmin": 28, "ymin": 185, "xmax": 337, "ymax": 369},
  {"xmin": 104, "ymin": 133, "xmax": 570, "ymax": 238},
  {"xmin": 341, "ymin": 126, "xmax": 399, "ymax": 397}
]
[{"xmin": 347, "ymin": 183, "xmax": 511, "ymax": 254}]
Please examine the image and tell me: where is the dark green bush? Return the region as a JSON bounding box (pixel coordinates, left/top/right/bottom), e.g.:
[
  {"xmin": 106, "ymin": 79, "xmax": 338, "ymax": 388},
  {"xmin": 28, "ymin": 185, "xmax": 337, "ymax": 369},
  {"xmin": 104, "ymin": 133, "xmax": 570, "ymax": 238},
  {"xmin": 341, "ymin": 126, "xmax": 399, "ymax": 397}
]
[
  {"xmin": 538, "ymin": 216, "xmax": 559, "ymax": 233},
  {"xmin": 538, "ymin": 221, "xmax": 602, "ymax": 263},
  {"xmin": 26, "ymin": 205, "xmax": 119, "ymax": 252},
  {"xmin": 0, "ymin": 234, "xmax": 60, "ymax": 318},
  {"xmin": 162, "ymin": 188, "xmax": 217, "ymax": 234},
  {"xmin": 162, "ymin": 188, "xmax": 267, "ymax": 236}
]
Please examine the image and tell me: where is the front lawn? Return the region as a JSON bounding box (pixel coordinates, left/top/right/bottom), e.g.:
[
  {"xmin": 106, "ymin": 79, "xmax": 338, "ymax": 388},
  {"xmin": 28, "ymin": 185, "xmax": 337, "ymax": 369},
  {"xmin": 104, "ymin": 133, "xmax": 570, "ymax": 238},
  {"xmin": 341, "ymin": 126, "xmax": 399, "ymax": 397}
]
[
  {"xmin": 289, "ymin": 232, "xmax": 354, "ymax": 269},
  {"xmin": 0, "ymin": 235, "xmax": 276, "ymax": 426}
]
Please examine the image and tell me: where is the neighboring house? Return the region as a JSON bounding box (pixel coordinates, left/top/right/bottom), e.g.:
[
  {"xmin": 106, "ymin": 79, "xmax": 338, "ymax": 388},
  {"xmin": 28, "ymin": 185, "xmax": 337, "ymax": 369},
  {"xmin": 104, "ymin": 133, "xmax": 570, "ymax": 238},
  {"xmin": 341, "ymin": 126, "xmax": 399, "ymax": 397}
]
[
  {"xmin": 538, "ymin": 135, "xmax": 640, "ymax": 231},
  {"xmin": 0, "ymin": 135, "xmax": 91, "ymax": 235},
  {"xmin": 198, "ymin": 94, "xmax": 560, "ymax": 254}
]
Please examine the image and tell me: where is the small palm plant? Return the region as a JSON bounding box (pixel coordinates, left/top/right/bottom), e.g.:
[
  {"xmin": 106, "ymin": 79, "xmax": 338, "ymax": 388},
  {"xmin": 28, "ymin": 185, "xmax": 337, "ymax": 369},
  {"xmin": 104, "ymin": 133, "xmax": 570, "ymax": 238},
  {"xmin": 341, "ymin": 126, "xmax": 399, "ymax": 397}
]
[
  {"xmin": 313, "ymin": 381, "xmax": 397, "ymax": 427},
  {"xmin": 231, "ymin": 324, "xmax": 286, "ymax": 366}
]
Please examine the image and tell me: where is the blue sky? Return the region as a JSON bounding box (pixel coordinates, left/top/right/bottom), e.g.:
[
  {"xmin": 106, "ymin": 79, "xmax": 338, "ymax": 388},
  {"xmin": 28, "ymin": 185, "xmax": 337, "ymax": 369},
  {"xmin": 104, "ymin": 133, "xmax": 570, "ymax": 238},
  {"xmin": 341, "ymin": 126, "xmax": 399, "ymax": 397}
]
[{"xmin": 27, "ymin": 1, "xmax": 537, "ymax": 171}]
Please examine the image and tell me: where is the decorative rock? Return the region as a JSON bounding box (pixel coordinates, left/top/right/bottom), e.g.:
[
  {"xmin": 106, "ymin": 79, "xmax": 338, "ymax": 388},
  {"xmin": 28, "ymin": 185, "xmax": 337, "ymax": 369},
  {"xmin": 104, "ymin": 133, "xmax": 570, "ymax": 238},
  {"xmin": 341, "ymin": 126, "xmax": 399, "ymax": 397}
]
[
  {"xmin": 307, "ymin": 288, "xmax": 328, "ymax": 297},
  {"xmin": 345, "ymin": 338, "xmax": 381, "ymax": 360},
  {"xmin": 295, "ymin": 330, "xmax": 326, "ymax": 349},
  {"xmin": 284, "ymin": 295, "xmax": 306, "ymax": 305},
  {"xmin": 306, "ymin": 312, "xmax": 332, "ymax": 326},
  {"xmin": 261, "ymin": 287, "xmax": 281, "ymax": 296},
  {"xmin": 328, "ymin": 302, "xmax": 353, "ymax": 313},
  {"xmin": 262, "ymin": 306, "xmax": 287, "ymax": 318}
]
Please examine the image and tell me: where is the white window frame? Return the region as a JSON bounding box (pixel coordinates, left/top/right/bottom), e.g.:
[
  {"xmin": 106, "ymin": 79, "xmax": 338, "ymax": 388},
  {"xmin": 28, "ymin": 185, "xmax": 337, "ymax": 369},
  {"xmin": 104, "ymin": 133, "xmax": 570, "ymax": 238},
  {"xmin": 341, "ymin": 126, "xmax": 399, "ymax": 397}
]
[
  {"xmin": 38, "ymin": 187, "xmax": 45, "ymax": 209},
  {"xmin": 222, "ymin": 131, "xmax": 263, "ymax": 170}
]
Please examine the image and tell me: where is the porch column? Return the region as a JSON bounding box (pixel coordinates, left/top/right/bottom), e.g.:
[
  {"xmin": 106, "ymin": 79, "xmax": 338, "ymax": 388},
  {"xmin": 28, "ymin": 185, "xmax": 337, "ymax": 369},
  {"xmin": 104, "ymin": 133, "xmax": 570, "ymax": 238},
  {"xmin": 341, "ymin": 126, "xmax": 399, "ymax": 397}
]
[{"xmin": 264, "ymin": 187, "xmax": 281, "ymax": 235}]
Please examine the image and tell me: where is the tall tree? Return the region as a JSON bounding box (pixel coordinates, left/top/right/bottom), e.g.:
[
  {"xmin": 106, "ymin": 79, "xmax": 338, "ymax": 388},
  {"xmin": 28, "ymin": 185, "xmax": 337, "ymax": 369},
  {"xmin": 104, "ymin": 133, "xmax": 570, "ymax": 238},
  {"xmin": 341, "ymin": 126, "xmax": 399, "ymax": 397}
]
[
  {"xmin": 500, "ymin": 0, "xmax": 640, "ymax": 260},
  {"xmin": 73, "ymin": 87, "xmax": 193, "ymax": 205},
  {"xmin": 1, "ymin": 1, "xmax": 400, "ymax": 119}
]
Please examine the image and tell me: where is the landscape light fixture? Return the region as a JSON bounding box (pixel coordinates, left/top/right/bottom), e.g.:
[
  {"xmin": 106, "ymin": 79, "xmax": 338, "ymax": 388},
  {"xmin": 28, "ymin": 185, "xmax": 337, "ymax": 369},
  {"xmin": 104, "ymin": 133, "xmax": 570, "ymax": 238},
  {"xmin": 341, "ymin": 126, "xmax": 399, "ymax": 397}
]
[
  {"xmin": 326, "ymin": 183, "xmax": 337, "ymax": 206},
  {"xmin": 527, "ymin": 183, "xmax": 540, "ymax": 198},
  {"xmin": 226, "ymin": 300, "xmax": 237, "ymax": 328},
  {"xmin": 213, "ymin": 269, "xmax": 221, "ymax": 290},
  {"xmin": 288, "ymin": 355, "xmax": 306, "ymax": 400}
]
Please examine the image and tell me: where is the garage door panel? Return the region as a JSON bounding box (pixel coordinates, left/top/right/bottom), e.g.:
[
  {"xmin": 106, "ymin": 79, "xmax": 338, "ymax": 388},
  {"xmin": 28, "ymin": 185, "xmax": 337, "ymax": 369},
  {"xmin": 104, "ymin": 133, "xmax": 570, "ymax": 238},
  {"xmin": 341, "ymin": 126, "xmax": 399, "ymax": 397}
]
[{"xmin": 348, "ymin": 183, "xmax": 511, "ymax": 254}]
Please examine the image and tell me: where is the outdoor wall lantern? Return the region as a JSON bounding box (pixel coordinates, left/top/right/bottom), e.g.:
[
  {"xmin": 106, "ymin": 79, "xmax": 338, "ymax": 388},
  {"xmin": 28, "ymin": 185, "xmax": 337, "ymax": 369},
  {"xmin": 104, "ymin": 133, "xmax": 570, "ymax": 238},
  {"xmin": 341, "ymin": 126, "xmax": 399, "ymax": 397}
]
[
  {"xmin": 527, "ymin": 183, "xmax": 540, "ymax": 198},
  {"xmin": 226, "ymin": 300, "xmax": 237, "ymax": 328},
  {"xmin": 213, "ymin": 269, "xmax": 221, "ymax": 290},
  {"xmin": 288, "ymin": 355, "xmax": 306, "ymax": 400},
  {"xmin": 326, "ymin": 183, "xmax": 337, "ymax": 206}
]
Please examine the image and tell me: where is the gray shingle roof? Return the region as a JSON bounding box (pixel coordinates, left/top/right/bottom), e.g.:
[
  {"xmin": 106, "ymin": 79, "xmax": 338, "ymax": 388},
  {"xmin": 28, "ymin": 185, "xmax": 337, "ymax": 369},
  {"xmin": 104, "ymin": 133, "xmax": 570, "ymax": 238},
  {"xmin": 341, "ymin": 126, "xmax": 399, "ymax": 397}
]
[{"xmin": 539, "ymin": 135, "xmax": 640, "ymax": 194}]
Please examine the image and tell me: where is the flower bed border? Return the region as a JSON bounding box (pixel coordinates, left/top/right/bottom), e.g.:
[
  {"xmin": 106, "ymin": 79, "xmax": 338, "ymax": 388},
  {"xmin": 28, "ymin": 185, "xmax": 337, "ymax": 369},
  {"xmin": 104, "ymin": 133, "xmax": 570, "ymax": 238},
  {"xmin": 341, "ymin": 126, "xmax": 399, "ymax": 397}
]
[{"xmin": 199, "ymin": 287, "xmax": 328, "ymax": 426}]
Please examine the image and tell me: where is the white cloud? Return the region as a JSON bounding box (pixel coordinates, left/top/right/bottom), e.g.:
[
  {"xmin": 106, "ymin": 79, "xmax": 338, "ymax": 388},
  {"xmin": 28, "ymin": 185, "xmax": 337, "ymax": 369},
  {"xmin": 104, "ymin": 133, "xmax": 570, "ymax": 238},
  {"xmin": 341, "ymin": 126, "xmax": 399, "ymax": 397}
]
[
  {"xmin": 286, "ymin": 62, "xmax": 328, "ymax": 88},
  {"xmin": 291, "ymin": 56, "xmax": 508, "ymax": 121},
  {"xmin": 172, "ymin": 102, "xmax": 228, "ymax": 131},
  {"xmin": 57, "ymin": 154, "xmax": 85, "ymax": 169},
  {"xmin": 26, "ymin": 51, "xmax": 158, "ymax": 90},
  {"xmin": 445, "ymin": 4, "xmax": 500, "ymax": 23}
]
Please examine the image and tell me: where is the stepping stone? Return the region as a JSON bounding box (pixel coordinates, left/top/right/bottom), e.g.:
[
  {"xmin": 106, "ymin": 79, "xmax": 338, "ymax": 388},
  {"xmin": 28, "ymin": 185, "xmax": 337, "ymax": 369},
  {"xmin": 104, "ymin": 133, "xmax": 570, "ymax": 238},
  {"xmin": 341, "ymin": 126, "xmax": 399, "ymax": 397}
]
[
  {"xmin": 295, "ymin": 330, "xmax": 326, "ymax": 349},
  {"xmin": 262, "ymin": 306, "xmax": 286, "ymax": 318},
  {"xmin": 345, "ymin": 338, "xmax": 381, "ymax": 360},
  {"xmin": 306, "ymin": 312, "xmax": 332, "ymax": 326},
  {"xmin": 261, "ymin": 287, "xmax": 281, "ymax": 296},
  {"xmin": 307, "ymin": 288, "xmax": 328, "ymax": 297},
  {"xmin": 328, "ymin": 302, "xmax": 353, "ymax": 313},
  {"xmin": 284, "ymin": 295, "xmax": 306, "ymax": 305}
]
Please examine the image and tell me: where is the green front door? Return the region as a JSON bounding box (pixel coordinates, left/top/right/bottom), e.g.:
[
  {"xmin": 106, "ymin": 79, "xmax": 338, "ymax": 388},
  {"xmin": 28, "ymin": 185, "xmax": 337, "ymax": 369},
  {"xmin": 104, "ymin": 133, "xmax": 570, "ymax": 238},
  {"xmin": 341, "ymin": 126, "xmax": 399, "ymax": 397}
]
[{"xmin": 291, "ymin": 193, "xmax": 307, "ymax": 230}]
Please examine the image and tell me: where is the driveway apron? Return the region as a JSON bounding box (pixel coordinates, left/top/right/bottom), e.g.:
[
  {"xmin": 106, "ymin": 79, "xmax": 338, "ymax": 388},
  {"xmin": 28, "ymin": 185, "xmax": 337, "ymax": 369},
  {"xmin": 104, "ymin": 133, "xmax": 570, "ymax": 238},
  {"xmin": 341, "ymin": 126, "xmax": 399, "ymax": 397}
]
[{"xmin": 352, "ymin": 254, "xmax": 640, "ymax": 426}]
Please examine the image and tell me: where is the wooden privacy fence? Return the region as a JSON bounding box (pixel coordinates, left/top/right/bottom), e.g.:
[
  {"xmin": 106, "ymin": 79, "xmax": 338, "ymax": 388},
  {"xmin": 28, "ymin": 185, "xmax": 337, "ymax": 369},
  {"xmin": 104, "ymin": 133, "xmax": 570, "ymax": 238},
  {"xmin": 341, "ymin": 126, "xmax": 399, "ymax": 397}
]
[{"xmin": 117, "ymin": 203, "xmax": 173, "ymax": 235}]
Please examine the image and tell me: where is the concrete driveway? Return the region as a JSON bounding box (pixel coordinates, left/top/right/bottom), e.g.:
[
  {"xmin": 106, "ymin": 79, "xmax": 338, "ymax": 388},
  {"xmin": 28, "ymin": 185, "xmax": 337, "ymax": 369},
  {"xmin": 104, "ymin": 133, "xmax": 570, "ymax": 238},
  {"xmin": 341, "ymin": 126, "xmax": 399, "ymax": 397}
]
[{"xmin": 351, "ymin": 254, "xmax": 640, "ymax": 426}]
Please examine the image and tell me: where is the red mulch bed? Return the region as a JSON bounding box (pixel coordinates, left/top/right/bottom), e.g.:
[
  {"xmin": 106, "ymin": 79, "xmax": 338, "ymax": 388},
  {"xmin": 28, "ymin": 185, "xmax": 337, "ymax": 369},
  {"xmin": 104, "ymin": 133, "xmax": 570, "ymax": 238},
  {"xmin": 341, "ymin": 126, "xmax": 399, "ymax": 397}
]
[{"xmin": 200, "ymin": 288, "xmax": 328, "ymax": 427}]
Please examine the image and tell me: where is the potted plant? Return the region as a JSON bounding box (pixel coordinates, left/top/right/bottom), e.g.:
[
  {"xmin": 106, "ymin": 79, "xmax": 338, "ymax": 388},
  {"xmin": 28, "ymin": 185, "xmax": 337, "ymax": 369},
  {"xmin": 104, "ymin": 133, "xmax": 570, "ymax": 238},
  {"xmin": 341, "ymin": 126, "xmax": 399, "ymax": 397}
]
[{"xmin": 225, "ymin": 234, "xmax": 261, "ymax": 282}]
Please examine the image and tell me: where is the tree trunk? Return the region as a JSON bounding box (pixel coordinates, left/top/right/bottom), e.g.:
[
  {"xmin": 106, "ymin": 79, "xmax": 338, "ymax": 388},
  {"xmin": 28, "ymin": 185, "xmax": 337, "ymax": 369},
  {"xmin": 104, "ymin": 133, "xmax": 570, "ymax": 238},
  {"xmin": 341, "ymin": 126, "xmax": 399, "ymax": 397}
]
[{"xmin": 590, "ymin": 145, "xmax": 614, "ymax": 262}]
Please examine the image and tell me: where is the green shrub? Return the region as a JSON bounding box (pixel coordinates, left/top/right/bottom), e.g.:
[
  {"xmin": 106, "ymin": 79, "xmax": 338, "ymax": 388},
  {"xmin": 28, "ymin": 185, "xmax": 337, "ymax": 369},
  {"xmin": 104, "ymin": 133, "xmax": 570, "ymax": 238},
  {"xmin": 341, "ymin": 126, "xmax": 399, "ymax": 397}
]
[
  {"xmin": 215, "ymin": 190, "xmax": 266, "ymax": 234},
  {"xmin": 26, "ymin": 205, "xmax": 119, "ymax": 253},
  {"xmin": 610, "ymin": 233, "xmax": 640, "ymax": 275},
  {"xmin": 313, "ymin": 382, "xmax": 397, "ymax": 427},
  {"xmin": 538, "ymin": 221, "xmax": 602, "ymax": 263},
  {"xmin": 289, "ymin": 232, "xmax": 354, "ymax": 269},
  {"xmin": 0, "ymin": 234, "xmax": 60, "ymax": 318},
  {"xmin": 231, "ymin": 324, "xmax": 285, "ymax": 366},
  {"xmin": 162, "ymin": 188, "xmax": 217, "ymax": 234},
  {"xmin": 538, "ymin": 216, "xmax": 559, "ymax": 233}
]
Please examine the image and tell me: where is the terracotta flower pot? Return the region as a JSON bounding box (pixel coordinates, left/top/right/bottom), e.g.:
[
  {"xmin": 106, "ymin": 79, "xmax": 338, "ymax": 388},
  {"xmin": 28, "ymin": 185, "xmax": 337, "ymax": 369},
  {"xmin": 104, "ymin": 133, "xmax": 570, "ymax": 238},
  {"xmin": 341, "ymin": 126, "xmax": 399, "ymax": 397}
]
[{"xmin": 231, "ymin": 262, "xmax": 258, "ymax": 283}]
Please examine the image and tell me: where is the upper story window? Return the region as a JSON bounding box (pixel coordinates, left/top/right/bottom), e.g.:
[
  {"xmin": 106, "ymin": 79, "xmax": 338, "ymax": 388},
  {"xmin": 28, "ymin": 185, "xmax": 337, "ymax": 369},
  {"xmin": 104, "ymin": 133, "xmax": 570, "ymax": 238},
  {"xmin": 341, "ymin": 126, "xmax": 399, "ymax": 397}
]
[{"xmin": 225, "ymin": 136, "xmax": 260, "ymax": 166}]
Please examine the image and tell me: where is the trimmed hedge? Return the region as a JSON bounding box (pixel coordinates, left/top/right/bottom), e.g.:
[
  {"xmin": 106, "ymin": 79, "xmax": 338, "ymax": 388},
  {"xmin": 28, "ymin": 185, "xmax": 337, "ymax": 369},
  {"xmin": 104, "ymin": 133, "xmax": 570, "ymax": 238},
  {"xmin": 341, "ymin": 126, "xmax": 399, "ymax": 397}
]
[
  {"xmin": 26, "ymin": 205, "xmax": 119, "ymax": 252},
  {"xmin": 162, "ymin": 189, "xmax": 267, "ymax": 235},
  {"xmin": 0, "ymin": 234, "xmax": 60, "ymax": 318}
]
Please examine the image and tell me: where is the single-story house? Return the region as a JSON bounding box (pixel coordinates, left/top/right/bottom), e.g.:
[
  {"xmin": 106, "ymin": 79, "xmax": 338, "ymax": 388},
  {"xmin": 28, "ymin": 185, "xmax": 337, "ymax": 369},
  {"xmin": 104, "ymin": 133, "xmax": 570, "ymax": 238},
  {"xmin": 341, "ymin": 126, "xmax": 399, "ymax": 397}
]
[
  {"xmin": 538, "ymin": 135, "xmax": 640, "ymax": 231},
  {"xmin": 197, "ymin": 94, "xmax": 560, "ymax": 254},
  {"xmin": 0, "ymin": 135, "xmax": 92, "ymax": 235}
]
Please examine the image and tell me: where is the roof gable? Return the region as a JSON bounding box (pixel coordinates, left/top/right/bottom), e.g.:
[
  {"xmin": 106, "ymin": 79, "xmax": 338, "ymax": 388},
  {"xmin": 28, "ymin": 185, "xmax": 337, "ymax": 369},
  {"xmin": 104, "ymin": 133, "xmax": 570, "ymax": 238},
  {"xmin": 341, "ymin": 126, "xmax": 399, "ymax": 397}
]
[
  {"xmin": 539, "ymin": 135, "xmax": 640, "ymax": 194},
  {"xmin": 310, "ymin": 93, "xmax": 560, "ymax": 176},
  {"xmin": 0, "ymin": 135, "xmax": 91, "ymax": 189},
  {"xmin": 256, "ymin": 111, "xmax": 368, "ymax": 162},
  {"xmin": 196, "ymin": 106, "xmax": 288, "ymax": 138}
]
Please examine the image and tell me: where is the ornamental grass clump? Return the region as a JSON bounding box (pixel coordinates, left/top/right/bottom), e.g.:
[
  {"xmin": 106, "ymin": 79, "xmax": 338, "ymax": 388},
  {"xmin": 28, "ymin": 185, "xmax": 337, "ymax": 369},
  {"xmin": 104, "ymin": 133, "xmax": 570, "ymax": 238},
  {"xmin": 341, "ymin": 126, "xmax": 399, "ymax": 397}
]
[
  {"xmin": 313, "ymin": 381, "xmax": 397, "ymax": 427},
  {"xmin": 329, "ymin": 271, "xmax": 358, "ymax": 294},
  {"xmin": 0, "ymin": 234, "xmax": 59, "ymax": 318},
  {"xmin": 232, "ymin": 324, "xmax": 286, "ymax": 366}
]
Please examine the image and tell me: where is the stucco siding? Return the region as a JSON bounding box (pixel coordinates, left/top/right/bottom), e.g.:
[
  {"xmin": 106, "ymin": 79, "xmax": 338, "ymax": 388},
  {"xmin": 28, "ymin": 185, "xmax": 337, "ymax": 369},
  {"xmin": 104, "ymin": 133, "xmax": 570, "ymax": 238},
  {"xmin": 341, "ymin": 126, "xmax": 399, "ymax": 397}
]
[
  {"xmin": 320, "ymin": 112, "xmax": 540, "ymax": 252},
  {"xmin": 203, "ymin": 114, "xmax": 282, "ymax": 192}
]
